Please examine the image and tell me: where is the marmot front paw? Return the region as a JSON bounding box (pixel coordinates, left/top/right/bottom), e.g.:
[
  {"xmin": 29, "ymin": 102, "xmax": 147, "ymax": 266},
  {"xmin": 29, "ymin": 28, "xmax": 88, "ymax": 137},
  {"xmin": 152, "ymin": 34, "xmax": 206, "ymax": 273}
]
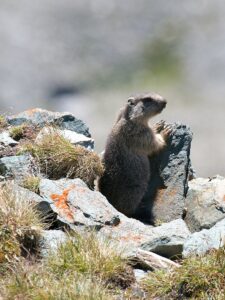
[{"xmin": 161, "ymin": 124, "xmax": 173, "ymax": 140}]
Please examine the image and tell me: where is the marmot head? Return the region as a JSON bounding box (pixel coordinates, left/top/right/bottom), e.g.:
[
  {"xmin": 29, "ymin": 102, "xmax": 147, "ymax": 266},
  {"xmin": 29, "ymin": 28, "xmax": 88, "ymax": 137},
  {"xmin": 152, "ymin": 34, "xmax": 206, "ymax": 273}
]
[{"xmin": 124, "ymin": 92, "xmax": 167, "ymax": 122}]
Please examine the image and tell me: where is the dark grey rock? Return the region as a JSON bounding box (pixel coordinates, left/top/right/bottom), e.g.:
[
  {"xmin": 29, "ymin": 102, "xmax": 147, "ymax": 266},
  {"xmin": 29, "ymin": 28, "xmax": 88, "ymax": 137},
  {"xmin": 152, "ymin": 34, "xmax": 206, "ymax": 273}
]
[
  {"xmin": 182, "ymin": 218, "xmax": 225, "ymax": 257},
  {"xmin": 7, "ymin": 108, "xmax": 91, "ymax": 137},
  {"xmin": 135, "ymin": 122, "xmax": 193, "ymax": 224},
  {"xmin": 0, "ymin": 154, "xmax": 35, "ymax": 180},
  {"xmin": 185, "ymin": 176, "xmax": 225, "ymax": 232}
]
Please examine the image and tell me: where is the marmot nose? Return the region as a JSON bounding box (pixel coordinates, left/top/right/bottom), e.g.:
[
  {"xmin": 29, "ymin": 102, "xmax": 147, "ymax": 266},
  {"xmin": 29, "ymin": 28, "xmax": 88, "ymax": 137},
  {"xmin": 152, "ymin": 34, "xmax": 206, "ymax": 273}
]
[{"xmin": 162, "ymin": 99, "xmax": 167, "ymax": 108}]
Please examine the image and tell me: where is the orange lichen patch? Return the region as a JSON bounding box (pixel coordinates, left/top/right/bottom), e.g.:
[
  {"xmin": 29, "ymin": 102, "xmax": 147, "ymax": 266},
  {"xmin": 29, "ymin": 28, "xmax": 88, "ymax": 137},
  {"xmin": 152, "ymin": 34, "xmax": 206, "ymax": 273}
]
[
  {"xmin": 51, "ymin": 186, "xmax": 75, "ymax": 222},
  {"xmin": 120, "ymin": 235, "xmax": 142, "ymax": 243},
  {"xmin": 223, "ymin": 195, "xmax": 225, "ymax": 202}
]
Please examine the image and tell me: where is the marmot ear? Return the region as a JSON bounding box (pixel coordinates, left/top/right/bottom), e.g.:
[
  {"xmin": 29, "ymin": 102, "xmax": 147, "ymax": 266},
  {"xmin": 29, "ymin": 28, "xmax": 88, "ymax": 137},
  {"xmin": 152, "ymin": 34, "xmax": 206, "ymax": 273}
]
[{"xmin": 127, "ymin": 97, "xmax": 135, "ymax": 106}]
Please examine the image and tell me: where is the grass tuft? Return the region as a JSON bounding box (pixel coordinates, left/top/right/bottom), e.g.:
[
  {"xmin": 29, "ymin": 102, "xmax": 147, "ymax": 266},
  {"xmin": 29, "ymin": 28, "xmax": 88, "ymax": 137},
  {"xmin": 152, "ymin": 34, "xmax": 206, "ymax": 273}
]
[
  {"xmin": 0, "ymin": 183, "xmax": 45, "ymax": 270},
  {"xmin": 0, "ymin": 231, "xmax": 133, "ymax": 299},
  {"xmin": 21, "ymin": 175, "xmax": 41, "ymax": 194},
  {"xmin": 0, "ymin": 260, "xmax": 111, "ymax": 300},
  {"xmin": 142, "ymin": 246, "xmax": 225, "ymax": 299},
  {"xmin": 47, "ymin": 231, "xmax": 134, "ymax": 289},
  {"xmin": 0, "ymin": 115, "xmax": 8, "ymax": 130},
  {"xmin": 18, "ymin": 130, "xmax": 104, "ymax": 188}
]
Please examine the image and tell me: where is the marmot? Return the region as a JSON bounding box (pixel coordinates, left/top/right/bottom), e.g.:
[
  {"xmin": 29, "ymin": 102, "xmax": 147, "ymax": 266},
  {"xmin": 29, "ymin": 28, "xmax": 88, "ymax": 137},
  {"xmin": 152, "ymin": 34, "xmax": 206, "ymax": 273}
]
[{"xmin": 98, "ymin": 92, "xmax": 171, "ymax": 217}]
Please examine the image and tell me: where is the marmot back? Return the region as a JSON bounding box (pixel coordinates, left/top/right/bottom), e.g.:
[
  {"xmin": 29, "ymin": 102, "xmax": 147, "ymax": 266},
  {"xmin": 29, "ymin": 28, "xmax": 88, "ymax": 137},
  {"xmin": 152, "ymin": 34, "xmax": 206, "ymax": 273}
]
[{"xmin": 98, "ymin": 93, "xmax": 170, "ymax": 217}]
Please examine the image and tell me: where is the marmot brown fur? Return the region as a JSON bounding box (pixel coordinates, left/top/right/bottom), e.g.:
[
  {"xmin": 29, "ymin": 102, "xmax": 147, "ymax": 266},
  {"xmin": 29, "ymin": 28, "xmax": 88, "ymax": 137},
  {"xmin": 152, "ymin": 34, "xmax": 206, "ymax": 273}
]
[{"xmin": 98, "ymin": 92, "xmax": 171, "ymax": 217}]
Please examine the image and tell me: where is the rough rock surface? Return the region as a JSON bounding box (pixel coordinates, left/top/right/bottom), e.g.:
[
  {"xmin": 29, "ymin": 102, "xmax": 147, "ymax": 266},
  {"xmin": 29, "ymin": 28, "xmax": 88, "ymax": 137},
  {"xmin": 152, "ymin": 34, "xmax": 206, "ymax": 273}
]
[
  {"xmin": 185, "ymin": 176, "xmax": 225, "ymax": 232},
  {"xmin": 39, "ymin": 178, "xmax": 121, "ymax": 229},
  {"xmin": 7, "ymin": 108, "xmax": 91, "ymax": 137},
  {"xmin": 35, "ymin": 126, "xmax": 94, "ymax": 150},
  {"xmin": 0, "ymin": 154, "xmax": 35, "ymax": 180},
  {"xmin": 183, "ymin": 218, "xmax": 225, "ymax": 257},
  {"xmin": 40, "ymin": 230, "xmax": 68, "ymax": 257},
  {"xmin": 38, "ymin": 178, "xmax": 190, "ymax": 257},
  {"xmin": 136, "ymin": 123, "xmax": 193, "ymax": 224},
  {"xmin": 0, "ymin": 131, "xmax": 18, "ymax": 147}
]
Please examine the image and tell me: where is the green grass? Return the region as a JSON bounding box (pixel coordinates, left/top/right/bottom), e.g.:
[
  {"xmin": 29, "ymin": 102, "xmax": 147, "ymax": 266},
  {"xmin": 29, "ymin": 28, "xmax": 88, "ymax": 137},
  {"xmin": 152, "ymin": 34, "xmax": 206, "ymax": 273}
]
[
  {"xmin": 142, "ymin": 246, "xmax": 225, "ymax": 299},
  {"xmin": 0, "ymin": 260, "xmax": 112, "ymax": 300},
  {"xmin": 47, "ymin": 232, "xmax": 134, "ymax": 289},
  {"xmin": 9, "ymin": 124, "xmax": 27, "ymax": 140},
  {"xmin": 0, "ymin": 228, "xmax": 134, "ymax": 299},
  {"xmin": 18, "ymin": 129, "xmax": 104, "ymax": 188}
]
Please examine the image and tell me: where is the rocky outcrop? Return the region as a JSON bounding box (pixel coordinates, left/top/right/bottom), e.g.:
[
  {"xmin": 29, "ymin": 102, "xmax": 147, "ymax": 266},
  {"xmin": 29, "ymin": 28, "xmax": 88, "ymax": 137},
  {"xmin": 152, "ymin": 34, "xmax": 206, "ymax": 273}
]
[
  {"xmin": 7, "ymin": 108, "xmax": 91, "ymax": 137},
  {"xmin": 185, "ymin": 176, "xmax": 225, "ymax": 232},
  {"xmin": 1, "ymin": 108, "xmax": 224, "ymax": 267}
]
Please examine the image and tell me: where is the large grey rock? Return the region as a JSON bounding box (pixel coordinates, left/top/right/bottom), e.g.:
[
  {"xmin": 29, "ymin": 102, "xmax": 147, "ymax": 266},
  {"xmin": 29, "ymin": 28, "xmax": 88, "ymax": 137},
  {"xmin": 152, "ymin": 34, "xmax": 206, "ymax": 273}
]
[
  {"xmin": 99, "ymin": 218, "xmax": 190, "ymax": 258},
  {"xmin": 7, "ymin": 108, "xmax": 91, "ymax": 137},
  {"xmin": 136, "ymin": 123, "xmax": 193, "ymax": 224},
  {"xmin": 38, "ymin": 178, "xmax": 190, "ymax": 257},
  {"xmin": 183, "ymin": 218, "xmax": 225, "ymax": 257},
  {"xmin": 40, "ymin": 230, "xmax": 68, "ymax": 257},
  {"xmin": 35, "ymin": 126, "xmax": 94, "ymax": 150},
  {"xmin": 0, "ymin": 131, "xmax": 18, "ymax": 146},
  {"xmin": 140, "ymin": 219, "xmax": 190, "ymax": 258},
  {"xmin": 185, "ymin": 176, "xmax": 225, "ymax": 232},
  {"xmin": 39, "ymin": 178, "xmax": 120, "ymax": 229},
  {"xmin": 0, "ymin": 154, "xmax": 35, "ymax": 180}
]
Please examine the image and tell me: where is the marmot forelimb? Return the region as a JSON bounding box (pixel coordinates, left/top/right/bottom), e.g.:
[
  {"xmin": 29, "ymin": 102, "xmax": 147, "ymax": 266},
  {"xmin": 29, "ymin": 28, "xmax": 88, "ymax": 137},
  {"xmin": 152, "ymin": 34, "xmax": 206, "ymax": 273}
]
[{"xmin": 98, "ymin": 93, "xmax": 171, "ymax": 217}]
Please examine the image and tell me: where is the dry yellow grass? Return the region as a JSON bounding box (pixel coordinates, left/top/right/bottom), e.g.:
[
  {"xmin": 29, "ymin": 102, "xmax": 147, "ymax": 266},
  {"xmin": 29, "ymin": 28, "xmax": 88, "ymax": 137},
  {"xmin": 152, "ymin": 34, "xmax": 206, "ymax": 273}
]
[
  {"xmin": 0, "ymin": 183, "xmax": 45, "ymax": 270},
  {"xmin": 21, "ymin": 175, "xmax": 41, "ymax": 194},
  {"xmin": 18, "ymin": 130, "xmax": 104, "ymax": 188}
]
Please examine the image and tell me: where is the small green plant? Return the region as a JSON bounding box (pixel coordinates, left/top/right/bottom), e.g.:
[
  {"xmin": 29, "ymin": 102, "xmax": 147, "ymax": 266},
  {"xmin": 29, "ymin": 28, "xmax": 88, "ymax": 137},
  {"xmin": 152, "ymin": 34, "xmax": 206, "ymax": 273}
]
[
  {"xmin": 0, "ymin": 115, "xmax": 7, "ymax": 129},
  {"xmin": 21, "ymin": 175, "xmax": 41, "ymax": 194},
  {"xmin": 0, "ymin": 183, "xmax": 45, "ymax": 269},
  {"xmin": 19, "ymin": 130, "xmax": 104, "ymax": 188},
  {"xmin": 9, "ymin": 124, "xmax": 27, "ymax": 141},
  {"xmin": 142, "ymin": 246, "xmax": 225, "ymax": 299}
]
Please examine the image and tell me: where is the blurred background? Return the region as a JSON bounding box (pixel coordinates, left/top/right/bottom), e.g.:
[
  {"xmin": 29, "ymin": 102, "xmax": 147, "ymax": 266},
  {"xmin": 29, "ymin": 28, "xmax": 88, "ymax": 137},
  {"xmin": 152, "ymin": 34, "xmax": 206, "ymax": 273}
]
[{"xmin": 0, "ymin": 0, "xmax": 224, "ymax": 177}]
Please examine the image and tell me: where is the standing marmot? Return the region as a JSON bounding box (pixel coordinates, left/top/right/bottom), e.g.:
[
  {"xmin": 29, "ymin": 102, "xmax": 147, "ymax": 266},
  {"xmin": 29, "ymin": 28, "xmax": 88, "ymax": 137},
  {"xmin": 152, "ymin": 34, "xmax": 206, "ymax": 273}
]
[{"xmin": 98, "ymin": 92, "xmax": 171, "ymax": 217}]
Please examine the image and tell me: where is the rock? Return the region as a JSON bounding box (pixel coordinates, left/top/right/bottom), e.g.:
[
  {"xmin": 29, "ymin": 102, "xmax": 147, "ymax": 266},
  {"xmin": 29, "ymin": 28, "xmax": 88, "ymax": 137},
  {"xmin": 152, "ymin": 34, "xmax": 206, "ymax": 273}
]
[
  {"xmin": 99, "ymin": 218, "xmax": 191, "ymax": 258},
  {"xmin": 182, "ymin": 218, "xmax": 225, "ymax": 257},
  {"xmin": 0, "ymin": 131, "xmax": 18, "ymax": 146},
  {"xmin": 7, "ymin": 108, "xmax": 91, "ymax": 137},
  {"xmin": 0, "ymin": 154, "xmax": 36, "ymax": 180},
  {"xmin": 40, "ymin": 230, "xmax": 68, "ymax": 257},
  {"xmin": 136, "ymin": 123, "xmax": 193, "ymax": 224},
  {"xmin": 35, "ymin": 126, "xmax": 94, "ymax": 150},
  {"xmin": 140, "ymin": 219, "xmax": 191, "ymax": 258},
  {"xmin": 39, "ymin": 178, "xmax": 121, "ymax": 229},
  {"xmin": 37, "ymin": 178, "xmax": 190, "ymax": 258},
  {"xmin": 185, "ymin": 176, "xmax": 225, "ymax": 232},
  {"xmin": 130, "ymin": 249, "xmax": 180, "ymax": 271},
  {"xmin": 133, "ymin": 269, "xmax": 148, "ymax": 282}
]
